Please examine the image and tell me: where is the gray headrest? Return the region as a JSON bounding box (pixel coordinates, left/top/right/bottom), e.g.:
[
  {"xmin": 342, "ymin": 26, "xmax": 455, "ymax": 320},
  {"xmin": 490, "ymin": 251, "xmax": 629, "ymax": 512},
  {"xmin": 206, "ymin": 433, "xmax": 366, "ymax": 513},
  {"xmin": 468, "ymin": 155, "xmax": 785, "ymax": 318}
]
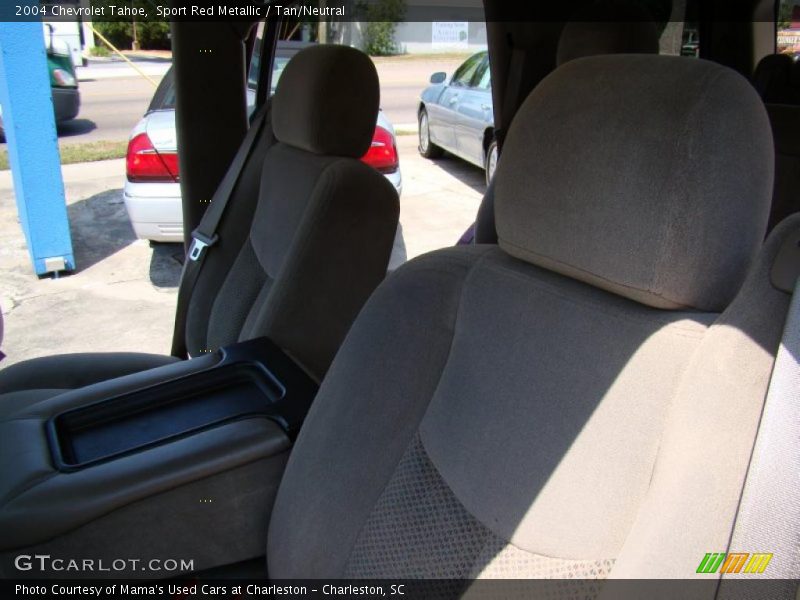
[
  {"xmin": 494, "ymin": 55, "xmax": 774, "ymax": 311},
  {"xmin": 273, "ymin": 45, "xmax": 379, "ymax": 157},
  {"xmin": 556, "ymin": 1, "xmax": 660, "ymax": 67}
]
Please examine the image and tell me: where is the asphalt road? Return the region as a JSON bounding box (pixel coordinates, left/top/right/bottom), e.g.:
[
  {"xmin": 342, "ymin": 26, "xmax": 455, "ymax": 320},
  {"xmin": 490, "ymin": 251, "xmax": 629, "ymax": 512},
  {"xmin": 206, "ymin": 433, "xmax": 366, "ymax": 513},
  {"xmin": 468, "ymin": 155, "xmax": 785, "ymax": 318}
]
[
  {"xmin": 379, "ymin": 83, "xmax": 423, "ymax": 127},
  {"xmin": 0, "ymin": 75, "xmax": 162, "ymax": 148},
  {"xmin": 62, "ymin": 77, "xmax": 424, "ymax": 146},
  {"xmin": 0, "ymin": 55, "xmax": 467, "ymax": 148},
  {"xmin": 57, "ymin": 76, "xmax": 163, "ymax": 146}
]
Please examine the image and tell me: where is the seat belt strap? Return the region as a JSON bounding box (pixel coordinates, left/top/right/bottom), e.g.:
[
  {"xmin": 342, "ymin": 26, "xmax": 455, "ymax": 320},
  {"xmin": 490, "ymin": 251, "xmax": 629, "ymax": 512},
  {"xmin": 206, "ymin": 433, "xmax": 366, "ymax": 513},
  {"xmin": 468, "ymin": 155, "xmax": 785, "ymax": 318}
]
[
  {"xmin": 188, "ymin": 104, "xmax": 270, "ymax": 262},
  {"xmin": 720, "ymin": 274, "xmax": 800, "ymax": 592},
  {"xmin": 170, "ymin": 104, "xmax": 270, "ymax": 358}
]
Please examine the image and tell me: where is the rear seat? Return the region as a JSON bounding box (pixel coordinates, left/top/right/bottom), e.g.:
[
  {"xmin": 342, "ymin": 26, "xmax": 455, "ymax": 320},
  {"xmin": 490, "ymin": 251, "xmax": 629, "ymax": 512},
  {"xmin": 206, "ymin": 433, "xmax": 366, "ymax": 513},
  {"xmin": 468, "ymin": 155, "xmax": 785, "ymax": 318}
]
[
  {"xmin": 765, "ymin": 103, "xmax": 800, "ymax": 231},
  {"xmin": 752, "ymin": 54, "xmax": 800, "ymax": 232},
  {"xmin": 752, "ymin": 53, "xmax": 800, "ymax": 104}
]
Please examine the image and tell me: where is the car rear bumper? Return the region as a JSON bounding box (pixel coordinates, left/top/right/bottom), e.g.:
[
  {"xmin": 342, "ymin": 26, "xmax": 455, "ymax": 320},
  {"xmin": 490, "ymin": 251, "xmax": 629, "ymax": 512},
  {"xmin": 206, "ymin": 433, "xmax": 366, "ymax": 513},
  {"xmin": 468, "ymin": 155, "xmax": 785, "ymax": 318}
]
[
  {"xmin": 123, "ymin": 181, "xmax": 183, "ymax": 243},
  {"xmin": 52, "ymin": 87, "xmax": 80, "ymax": 122},
  {"xmin": 385, "ymin": 168, "xmax": 402, "ymax": 196},
  {"xmin": 122, "ymin": 169, "xmax": 402, "ymax": 243}
]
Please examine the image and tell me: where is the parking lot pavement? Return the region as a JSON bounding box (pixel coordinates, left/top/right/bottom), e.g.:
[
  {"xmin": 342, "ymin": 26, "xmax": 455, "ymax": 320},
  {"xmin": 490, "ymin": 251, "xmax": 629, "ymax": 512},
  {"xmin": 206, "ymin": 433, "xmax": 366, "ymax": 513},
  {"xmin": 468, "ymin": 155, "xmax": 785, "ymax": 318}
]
[
  {"xmin": 0, "ymin": 159, "xmax": 179, "ymax": 367},
  {"xmin": 0, "ymin": 137, "xmax": 485, "ymax": 366},
  {"xmin": 373, "ymin": 54, "xmax": 469, "ymax": 127},
  {"xmin": 0, "ymin": 52, "xmax": 469, "ymax": 150},
  {"xmin": 396, "ymin": 135, "xmax": 485, "ymax": 257}
]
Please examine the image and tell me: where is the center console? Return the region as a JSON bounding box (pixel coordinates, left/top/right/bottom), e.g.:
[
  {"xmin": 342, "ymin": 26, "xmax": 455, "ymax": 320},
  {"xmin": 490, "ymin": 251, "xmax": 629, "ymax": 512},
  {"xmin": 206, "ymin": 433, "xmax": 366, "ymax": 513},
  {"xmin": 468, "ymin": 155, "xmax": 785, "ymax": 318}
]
[{"xmin": 0, "ymin": 337, "xmax": 318, "ymax": 578}]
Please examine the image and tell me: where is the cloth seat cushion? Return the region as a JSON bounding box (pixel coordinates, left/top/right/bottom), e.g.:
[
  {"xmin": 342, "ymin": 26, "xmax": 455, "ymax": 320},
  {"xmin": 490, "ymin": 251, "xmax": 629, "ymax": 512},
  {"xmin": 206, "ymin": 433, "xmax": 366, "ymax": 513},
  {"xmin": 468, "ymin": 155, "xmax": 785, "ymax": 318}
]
[{"xmin": 0, "ymin": 352, "xmax": 179, "ymax": 395}]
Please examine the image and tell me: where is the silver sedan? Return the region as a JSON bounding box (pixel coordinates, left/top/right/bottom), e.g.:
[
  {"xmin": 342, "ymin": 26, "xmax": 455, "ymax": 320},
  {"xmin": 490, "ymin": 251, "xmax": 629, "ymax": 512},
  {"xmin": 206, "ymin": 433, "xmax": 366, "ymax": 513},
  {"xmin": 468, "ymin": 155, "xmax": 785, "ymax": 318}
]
[
  {"xmin": 418, "ymin": 51, "xmax": 497, "ymax": 184},
  {"xmin": 124, "ymin": 43, "xmax": 403, "ymax": 243}
]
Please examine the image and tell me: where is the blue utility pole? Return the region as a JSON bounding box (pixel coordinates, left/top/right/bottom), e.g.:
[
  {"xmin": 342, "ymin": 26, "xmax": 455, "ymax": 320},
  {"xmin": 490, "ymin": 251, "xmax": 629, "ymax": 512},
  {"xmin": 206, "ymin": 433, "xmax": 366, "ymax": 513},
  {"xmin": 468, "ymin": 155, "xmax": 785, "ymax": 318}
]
[{"xmin": 0, "ymin": 20, "xmax": 74, "ymax": 276}]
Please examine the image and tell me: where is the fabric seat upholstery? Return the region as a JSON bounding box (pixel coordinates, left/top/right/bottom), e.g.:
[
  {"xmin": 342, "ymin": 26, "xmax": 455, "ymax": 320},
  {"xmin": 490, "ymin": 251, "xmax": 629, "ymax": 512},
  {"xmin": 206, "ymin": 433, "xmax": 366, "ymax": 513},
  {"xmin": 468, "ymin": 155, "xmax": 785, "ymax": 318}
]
[
  {"xmin": 0, "ymin": 45, "xmax": 399, "ymax": 398},
  {"xmin": 183, "ymin": 45, "xmax": 399, "ymax": 378},
  {"xmin": 473, "ymin": 16, "xmax": 660, "ymax": 244},
  {"xmin": 267, "ymin": 54, "xmax": 794, "ymax": 586}
]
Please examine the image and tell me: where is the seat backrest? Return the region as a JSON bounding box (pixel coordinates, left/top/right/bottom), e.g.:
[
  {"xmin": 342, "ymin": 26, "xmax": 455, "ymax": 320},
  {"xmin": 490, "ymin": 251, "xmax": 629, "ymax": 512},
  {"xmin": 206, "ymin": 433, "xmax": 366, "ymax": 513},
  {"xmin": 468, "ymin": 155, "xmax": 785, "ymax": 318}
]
[
  {"xmin": 474, "ymin": 16, "xmax": 660, "ymax": 244},
  {"xmin": 766, "ymin": 103, "xmax": 800, "ymax": 233},
  {"xmin": 183, "ymin": 45, "xmax": 399, "ymax": 380},
  {"xmin": 268, "ymin": 54, "xmax": 795, "ymax": 585},
  {"xmin": 751, "ymin": 55, "xmax": 800, "ymax": 233},
  {"xmin": 555, "ymin": 11, "xmax": 659, "ymax": 67},
  {"xmin": 752, "ymin": 53, "xmax": 800, "ymax": 105}
]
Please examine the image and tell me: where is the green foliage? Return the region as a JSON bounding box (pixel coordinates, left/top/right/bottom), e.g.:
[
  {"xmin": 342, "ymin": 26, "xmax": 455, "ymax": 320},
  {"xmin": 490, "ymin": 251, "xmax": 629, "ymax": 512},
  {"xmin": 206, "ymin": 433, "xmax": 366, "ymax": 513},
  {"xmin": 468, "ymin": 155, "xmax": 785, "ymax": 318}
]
[
  {"xmin": 0, "ymin": 140, "xmax": 129, "ymax": 171},
  {"xmin": 362, "ymin": 22, "xmax": 398, "ymax": 55},
  {"xmin": 778, "ymin": 0, "xmax": 798, "ymax": 30},
  {"xmin": 87, "ymin": 45, "xmax": 111, "ymax": 57},
  {"xmin": 91, "ymin": 0, "xmax": 171, "ymax": 50},
  {"xmin": 358, "ymin": 0, "xmax": 406, "ymax": 56},
  {"xmin": 93, "ymin": 21, "xmax": 132, "ymax": 50},
  {"xmin": 137, "ymin": 22, "xmax": 171, "ymax": 49},
  {"xmin": 94, "ymin": 21, "xmax": 171, "ymax": 51}
]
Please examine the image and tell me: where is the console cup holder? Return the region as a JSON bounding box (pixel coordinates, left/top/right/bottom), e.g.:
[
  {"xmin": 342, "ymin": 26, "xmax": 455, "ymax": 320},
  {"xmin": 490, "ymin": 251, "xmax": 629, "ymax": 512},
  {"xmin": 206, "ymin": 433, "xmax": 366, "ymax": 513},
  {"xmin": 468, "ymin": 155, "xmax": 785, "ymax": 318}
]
[{"xmin": 47, "ymin": 337, "xmax": 318, "ymax": 472}]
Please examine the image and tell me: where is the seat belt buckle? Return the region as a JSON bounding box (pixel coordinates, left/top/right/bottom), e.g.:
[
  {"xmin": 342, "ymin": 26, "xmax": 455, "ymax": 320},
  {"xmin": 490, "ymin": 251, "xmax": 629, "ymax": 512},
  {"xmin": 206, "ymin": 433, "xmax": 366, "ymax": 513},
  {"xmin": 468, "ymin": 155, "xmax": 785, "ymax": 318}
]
[{"xmin": 187, "ymin": 232, "xmax": 219, "ymax": 262}]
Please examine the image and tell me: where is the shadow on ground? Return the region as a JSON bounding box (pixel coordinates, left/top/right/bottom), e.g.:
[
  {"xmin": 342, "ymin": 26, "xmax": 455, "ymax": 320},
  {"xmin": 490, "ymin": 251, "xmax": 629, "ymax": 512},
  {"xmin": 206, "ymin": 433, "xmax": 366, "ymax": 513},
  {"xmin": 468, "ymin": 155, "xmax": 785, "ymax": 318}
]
[
  {"xmin": 67, "ymin": 188, "xmax": 135, "ymax": 271},
  {"xmin": 425, "ymin": 152, "xmax": 487, "ymax": 195},
  {"xmin": 149, "ymin": 242, "xmax": 183, "ymax": 289},
  {"xmin": 66, "ymin": 189, "xmax": 182, "ymax": 289},
  {"xmin": 124, "ymin": 56, "xmax": 172, "ymax": 64},
  {"xmin": 57, "ymin": 119, "xmax": 97, "ymax": 139},
  {"xmin": 0, "ymin": 119, "xmax": 98, "ymax": 146}
]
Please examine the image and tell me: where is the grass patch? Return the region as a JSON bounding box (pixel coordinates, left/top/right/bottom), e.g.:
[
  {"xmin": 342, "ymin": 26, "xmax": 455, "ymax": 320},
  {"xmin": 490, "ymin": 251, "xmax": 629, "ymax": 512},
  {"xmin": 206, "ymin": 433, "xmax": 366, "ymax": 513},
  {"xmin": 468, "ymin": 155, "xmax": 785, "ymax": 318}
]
[
  {"xmin": 0, "ymin": 140, "xmax": 128, "ymax": 171},
  {"xmin": 371, "ymin": 52, "xmax": 473, "ymax": 63},
  {"xmin": 88, "ymin": 45, "xmax": 111, "ymax": 58}
]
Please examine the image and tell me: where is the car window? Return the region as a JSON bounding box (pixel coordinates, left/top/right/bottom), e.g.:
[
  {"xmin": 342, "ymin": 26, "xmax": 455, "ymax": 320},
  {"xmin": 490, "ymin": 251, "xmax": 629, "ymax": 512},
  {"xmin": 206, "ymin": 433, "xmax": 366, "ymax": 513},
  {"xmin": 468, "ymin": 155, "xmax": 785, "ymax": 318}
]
[
  {"xmin": 270, "ymin": 57, "xmax": 291, "ymax": 95},
  {"xmin": 266, "ymin": 42, "xmax": 316, "ymax": 95},
  {"xmin": 659, "ymin": 8, "xmax": 700, "ymax": 57},
  {"xmin": 147, "ymin": 67, "xmax": 175, "ymax": 112},
  {"xmin": 451, "ymin": 52, "xmax": 485, "ymax": 88},
  {"xmin": 475, "ymin": 55, "xmax": 491, "ymax": 90},
  {"xmin": 778, "ymin": 0, "xmax": 800, "ymax": 58},
  {"xmin": 247, "ymin": 21, "xmax": 265, "ymax": 91}
]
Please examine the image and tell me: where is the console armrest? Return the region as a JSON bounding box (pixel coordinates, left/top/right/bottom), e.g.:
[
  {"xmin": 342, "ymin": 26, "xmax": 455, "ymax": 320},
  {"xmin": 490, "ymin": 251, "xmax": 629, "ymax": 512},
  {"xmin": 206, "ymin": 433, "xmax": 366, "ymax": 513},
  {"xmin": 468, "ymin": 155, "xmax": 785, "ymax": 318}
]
[
  {"xmin": 46, "ymin": 338, "xmax": 317, "ymax": 472},
  {"xmin": 0, "ymin": 338, "xmax": 317, "ymax": 577}
]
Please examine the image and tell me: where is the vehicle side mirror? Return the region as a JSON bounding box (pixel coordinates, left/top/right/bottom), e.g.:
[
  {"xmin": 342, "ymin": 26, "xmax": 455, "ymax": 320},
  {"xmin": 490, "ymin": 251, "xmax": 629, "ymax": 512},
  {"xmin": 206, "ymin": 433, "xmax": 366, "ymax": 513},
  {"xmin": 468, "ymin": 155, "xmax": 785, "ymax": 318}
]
[{"xmin": 430, "ymin": 72, "xmax": 447, "ymax": 84}]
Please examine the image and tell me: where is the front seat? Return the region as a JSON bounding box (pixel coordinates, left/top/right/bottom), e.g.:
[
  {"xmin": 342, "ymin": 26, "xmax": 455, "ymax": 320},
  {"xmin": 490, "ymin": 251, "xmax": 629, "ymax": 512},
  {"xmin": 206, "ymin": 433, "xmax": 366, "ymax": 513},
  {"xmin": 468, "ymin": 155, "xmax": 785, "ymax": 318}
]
[
  {"xmin": 474, "ymin": 14, "xmax": 660, "ymax": 244},
  {"xmin": 0, "ymin": 45, "xmax": 399, "ymax": 399},
  {"xmin": 267, "ymin": 55, "xmax": 796, "ymax": 584}
]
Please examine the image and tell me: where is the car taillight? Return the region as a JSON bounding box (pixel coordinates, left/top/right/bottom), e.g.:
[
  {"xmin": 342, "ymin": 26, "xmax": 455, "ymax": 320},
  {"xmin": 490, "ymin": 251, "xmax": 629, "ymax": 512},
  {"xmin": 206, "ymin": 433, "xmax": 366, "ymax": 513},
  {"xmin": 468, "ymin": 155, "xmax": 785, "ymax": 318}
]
[
  {"xmin": 361, "ymin": 126, "xmax": 399, "ymax": 174},
  {"xmin": 126, "ymin": 132, "xmax": 179, "ymax": 183}
]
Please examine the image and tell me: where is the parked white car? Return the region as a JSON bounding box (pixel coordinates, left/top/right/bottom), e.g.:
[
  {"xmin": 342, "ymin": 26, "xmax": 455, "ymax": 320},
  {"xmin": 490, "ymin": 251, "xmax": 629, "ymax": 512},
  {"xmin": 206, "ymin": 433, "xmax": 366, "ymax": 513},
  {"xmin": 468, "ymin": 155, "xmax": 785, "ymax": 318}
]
[{"xmin": 124, "ymin": 42, "xmax": 402, "ymax": 243}]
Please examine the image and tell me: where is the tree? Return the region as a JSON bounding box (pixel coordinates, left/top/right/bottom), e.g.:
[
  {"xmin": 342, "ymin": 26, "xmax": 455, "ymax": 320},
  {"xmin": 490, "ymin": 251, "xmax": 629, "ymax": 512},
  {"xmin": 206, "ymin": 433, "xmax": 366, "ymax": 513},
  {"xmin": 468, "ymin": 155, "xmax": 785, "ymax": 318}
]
[
  {"xmin": 92, "ymin": 1, "xmax": 171, "ymax": 50},
  {"xmin": 779, "ymin": 0, "xmax": 798, "ymax": 30},
  {"xmin": 358, "ymin": 0, "xmax": 406, "ymax": 56}
]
